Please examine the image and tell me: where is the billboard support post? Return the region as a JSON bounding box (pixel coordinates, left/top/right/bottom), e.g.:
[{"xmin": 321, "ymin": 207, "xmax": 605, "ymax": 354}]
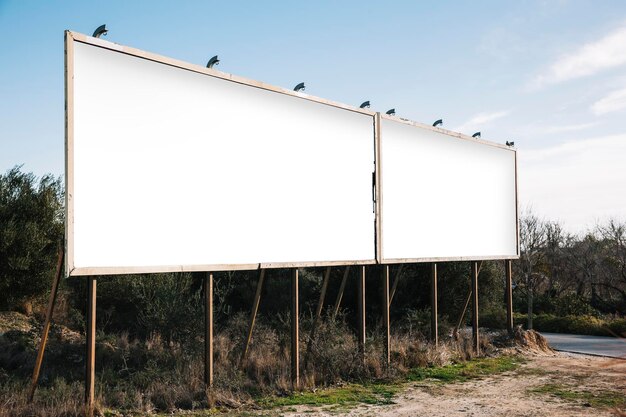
[
  {"xmin": 332, "ymin": 266, "xmax": 350, "ymax": 319},
  {"xmin": 28, "ymin": 245, "xmax": 65, "ymax": 403},
  {"xmin": 505, "ymin": 260, "xmax": 514, "ymax": 336},
  {"xmin": 240, "ymin": 269, "xmax": 266, "ymax": 367},
  {"xmin": 357, "ymin": 266, "xmax": 366, "ymax": 366},
  {"xmin": 204, "ymin": 273, "xmax": 214, "ymax": 387},
  {"xmin": 291, "ymin": 269, "xmax": 299, "ymax": 389},
  {"xmin": 431, "ymin": 263, "xmax": 438, "ymax": 345},
  {"xmin": 304, "ymin": 267, "xmax": 331, "ymax": 369},
  {"xmin": 85, "ymin": 277, "xmax": 97, "ymax": 417},
  {"xmin": 471, "ymin": 262, "xmax": 480, "ymax": 355},
  {"xmin": 382, "ymin": 265, "xmax": 390, "ymax": 366}
]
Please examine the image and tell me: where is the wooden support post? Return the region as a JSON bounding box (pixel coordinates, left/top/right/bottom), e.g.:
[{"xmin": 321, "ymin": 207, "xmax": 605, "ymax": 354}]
[
  {"xmin": 240, "ymin": 269, "xmax": 265, "ymax": 367},
  {"xmin": 204, "ymin": 272, "xmax": 213, "ymax": 387},
  {"xmin": 471, "ymin": 261, "xmax": 480, "ymax": 355},
  {"xmin": 304, "ymin": 267, "xmax": 331, "ymax": 369},
  {"xmin": 431, "ymin": 263, "xmax": 438, "ymax": 346},
  {"xmin": 332, "ymin": 266, "xmax": 350, "ymax": 319},
  {"xmin": 382, "ymin": 265, "xmax": 390, "ymax": 366},
  {"xmin": 291, "ymin": 268, "xmax": 299, "ymax": 389},
  {"xmin": 85, "ymin": 276, "xmax": 97, "ymax": 417},
  {"xmin": 505, "ymin": 260, "xmax": 514, "ymax": 336},
  {"xmin": 28, "ymin": 246, "xmax": 64, "ymax": 403},
  {"xmin": 357, "ymin": 266, "xmax": 366, "ymax": 365}
]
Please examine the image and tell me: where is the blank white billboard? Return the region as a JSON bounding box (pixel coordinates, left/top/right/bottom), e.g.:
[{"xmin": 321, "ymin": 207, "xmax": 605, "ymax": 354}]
[
  {"xmin": 379, "ymin": 117, "xmax": 518, "ymax": 262},
  {"xmin": 66, "ymin": 32, "xmax": 376, "ymax": 276}
]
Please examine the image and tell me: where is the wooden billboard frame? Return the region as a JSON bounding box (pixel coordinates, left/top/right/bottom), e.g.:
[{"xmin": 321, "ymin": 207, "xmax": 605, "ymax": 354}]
[
  {"xmin": 64, "ymin": 30, "xmax": 378, "ymax": 278},
  {"xmin": 65, "ymin": 30, "xmax": 519, "ymax": 278},
  {"xmin": 375, "ymin": 113, "xmax": 520, "ymax": 265}
]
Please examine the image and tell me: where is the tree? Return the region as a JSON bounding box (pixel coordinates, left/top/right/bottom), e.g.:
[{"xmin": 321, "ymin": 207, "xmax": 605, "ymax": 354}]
[
  {"xmin": 596, "ymin": 219, "xmax": 626, "ymax": 313},
  {"xmin": 0, "ymin": 166, "xmax": 63, "ymax": 311},
  {"xmin": 517, "ymin": 211, "xmax": 547, "ymax": 329}
]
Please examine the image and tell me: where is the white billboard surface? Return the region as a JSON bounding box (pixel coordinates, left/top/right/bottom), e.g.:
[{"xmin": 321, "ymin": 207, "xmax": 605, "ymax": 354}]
[
  {"xmin": 68, "ymin": 36, "xmax": 376, "ymax": 275},
  {"xmin": 379, "ymin": 118, "xmax": 518, "ymax": 261}
]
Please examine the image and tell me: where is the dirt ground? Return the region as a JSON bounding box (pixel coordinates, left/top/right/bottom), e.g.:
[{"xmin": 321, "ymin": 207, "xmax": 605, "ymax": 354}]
[{"xmin": 280, "ymin": 353, "xmax": 626, "ymax": 417}]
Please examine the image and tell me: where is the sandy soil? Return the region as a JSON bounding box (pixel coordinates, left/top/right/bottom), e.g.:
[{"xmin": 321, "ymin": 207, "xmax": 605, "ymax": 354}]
[{"xmin": 281, "ymin": 353, "xmax": 626, "ymax": 417}]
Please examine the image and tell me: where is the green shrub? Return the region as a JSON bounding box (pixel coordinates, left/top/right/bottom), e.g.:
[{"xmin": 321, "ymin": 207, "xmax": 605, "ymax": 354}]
[
  {"xmin": 513, "ymin": 313, "xmax": 625, "ymax": 336},
  {"xmin": 0, "ymin": 167, "xmax": 63, "ymax": 311}
]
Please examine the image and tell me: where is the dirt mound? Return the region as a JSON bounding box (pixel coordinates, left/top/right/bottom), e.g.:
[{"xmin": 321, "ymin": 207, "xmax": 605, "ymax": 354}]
[{"xmin": 513, "ymin": 326, "xmax": 553, "ymax": 353}]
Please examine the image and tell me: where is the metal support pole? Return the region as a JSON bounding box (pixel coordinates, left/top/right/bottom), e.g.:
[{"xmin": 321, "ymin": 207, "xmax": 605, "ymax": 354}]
[
  {"xmin": 85, "ymin": 277, "xmax": 97, "ymax": 417},
  {"xmin": 240, "ymin": 269, "xmax": 265, "ymax": 367},
  {"xmin": 304, "ymin": 267, "xmax": 331, "ymax": 369},
  {"xmin": 204, "ymin": 272, "xmax": 213, "ymax": 387},
  {"xmin": 505, "ymin": 260, "xmax": 514, "ymax": 336},
  {"xmin": 332, "ymin": 266, "xmax": 350, "ymax": 319},
  {"xmin": 382, "ymin": 265, "xmax": 390, "ymax": 366},
  {"xmin": 357, "ymin": 266, "xmax": 366, "ymax": 365},
  {"xmin": 471, "ymin": 261, "xmax": 480, "ymax": 355},
  {"xmin": 28, "ymin": 246, "xmax": 64, "ymax": 402},
  {"xmin": 431, "ymin": 263, "xmax": 438, "ymax": 346},
  {"xmin": 291, "ymin": 268, "xmax": 299, "ymax": 389}
]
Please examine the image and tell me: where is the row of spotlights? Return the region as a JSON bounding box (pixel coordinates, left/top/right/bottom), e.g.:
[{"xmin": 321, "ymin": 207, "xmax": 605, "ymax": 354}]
[{"xmin": 90, "ymin": 25, "xmax": 515, "ymax": 147}]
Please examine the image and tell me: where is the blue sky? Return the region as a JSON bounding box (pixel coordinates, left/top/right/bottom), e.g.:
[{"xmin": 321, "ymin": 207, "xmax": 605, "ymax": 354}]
[{"xmin": 1, "ymin": 1, "xmax": 625, "ymax": 233}]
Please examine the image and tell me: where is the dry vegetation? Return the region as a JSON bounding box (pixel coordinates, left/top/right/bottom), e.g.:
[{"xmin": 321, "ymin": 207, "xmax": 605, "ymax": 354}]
[{"xmin": 0, "ymin": 310, "xmax": 532, "ymax": 417}]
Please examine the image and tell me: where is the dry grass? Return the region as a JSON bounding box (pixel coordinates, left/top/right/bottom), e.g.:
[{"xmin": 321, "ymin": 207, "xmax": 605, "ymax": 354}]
[{"xmin": 0, "ymin": 311, "xmax": 525, "ymax": 416}]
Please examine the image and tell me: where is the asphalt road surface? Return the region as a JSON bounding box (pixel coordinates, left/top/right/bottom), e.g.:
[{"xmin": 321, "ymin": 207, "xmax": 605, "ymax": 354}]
[{"xmin": 542, "ymin": 332, "xmax": 626, "ymax": 359}]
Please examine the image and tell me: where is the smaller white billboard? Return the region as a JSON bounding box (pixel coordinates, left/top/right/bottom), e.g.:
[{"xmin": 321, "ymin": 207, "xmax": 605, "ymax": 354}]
[{"xmin": 379, "ymin": 117, "xmax": 518, "ymax": 262}]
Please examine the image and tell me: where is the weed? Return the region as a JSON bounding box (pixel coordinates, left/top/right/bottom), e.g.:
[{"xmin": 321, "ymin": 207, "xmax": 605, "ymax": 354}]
[
  {"xmin": 529, "ymin": 383, "xmax": 626, "ymax": 409},
  {"xmin": 407, "ymin": 355, "xmax": 524, "ymax": 383}
]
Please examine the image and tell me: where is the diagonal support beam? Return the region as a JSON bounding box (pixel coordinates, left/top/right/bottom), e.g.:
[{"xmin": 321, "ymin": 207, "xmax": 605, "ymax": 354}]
[
  {"xmin": 388, "ymin": 264, "xmax": 404, "ymax": 306},
  {"xmin": 304, "ymin": 267, "xmax": 331, "ymax": 369},
  {"xmin": 28, "ymin": 245, "xmax": 64, "ymax": 402},
  {"xmin": 240, "ymin": 269, "xmax": 266, "ymax": 367},
  {"xmin": 331, "ymin": 266, "xmax": 350, "ymax": 320},
  {"xmin": 453, "ymin": 261, "xmax": 483, "ymax": 338}
]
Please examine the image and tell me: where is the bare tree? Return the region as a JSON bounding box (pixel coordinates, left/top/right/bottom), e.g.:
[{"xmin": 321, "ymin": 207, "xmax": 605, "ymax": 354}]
[
  {"xmin": 518, "ymin": 211, "xmax": 547, "ymax": 329},
  {"xmin": 544, "ymin": 220, "xmax": 568, "ymax": 297},
  {"xmin": 596, "ymin": 219, "xmax": 626, "ymax": 313}
]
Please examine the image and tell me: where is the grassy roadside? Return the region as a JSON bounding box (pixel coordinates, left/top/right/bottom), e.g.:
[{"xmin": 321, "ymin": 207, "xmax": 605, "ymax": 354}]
[
  {"xmin": 407, "ymin": 355, "xmax": 524, "ymax": 383},
  {"xmin": 528, "ymin": 383, "xmax": 626, "ymax": 410},
  {"xmin": 254, "ymin": 356, "xmax": 523, "ymax": 411}
]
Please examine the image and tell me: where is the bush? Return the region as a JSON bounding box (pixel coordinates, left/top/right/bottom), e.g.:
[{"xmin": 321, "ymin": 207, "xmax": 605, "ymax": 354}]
[
  {"xmin": 513, "ymin": 313, "xmax": 626, "ymax": 336},
  {"xmin": 0, "ymin": 167, "xmax": 63, "ymax": 311}
]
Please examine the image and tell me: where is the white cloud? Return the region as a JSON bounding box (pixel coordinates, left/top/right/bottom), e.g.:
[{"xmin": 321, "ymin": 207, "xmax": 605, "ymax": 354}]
[
  {"xmin": 545, "ymin": 122, "xmax": 597, "ymax": 133},
  {"xmin": 519, "ymin": 134, "xmax": 626, "ymax": 233},
  {"xmin": 530, "ymin": 25, "xmax": 626, "ymax": 89},
  {"xmin": 454, "ymin": 110, "xmax": 510, "ymax": 133},
  {"xmin": 591, "ymin": 87, "xmax": 626, "ymax": 115}
]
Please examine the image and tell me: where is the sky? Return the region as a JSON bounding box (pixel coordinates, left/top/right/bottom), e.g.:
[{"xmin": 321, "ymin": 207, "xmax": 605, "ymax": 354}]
[{"xmin": 1, "ymin": 0, "xmax": 625, "ymax": 235}]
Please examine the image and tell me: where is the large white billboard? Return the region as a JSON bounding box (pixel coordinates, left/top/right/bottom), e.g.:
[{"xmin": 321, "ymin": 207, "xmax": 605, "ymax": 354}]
[
  {"xmin": 65, "ymin": 32, "xmax": 376, "ymax": 276},
  {"xmin": 378, "ymin": 116, "xmax": 518, "ymax": 262}
]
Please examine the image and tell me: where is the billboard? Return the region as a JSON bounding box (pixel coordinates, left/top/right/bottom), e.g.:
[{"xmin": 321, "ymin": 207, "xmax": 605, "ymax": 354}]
[
  {"xmin": 378, "ymin": 116, "xmax": 518, "ymax": 262},
  {"xmin": 65, "ymin": 32, "xmax": 377, "ymax": 276},
  {"xmin": 65, "ymin": 31, "xmax": 519, "ymax": 277}
]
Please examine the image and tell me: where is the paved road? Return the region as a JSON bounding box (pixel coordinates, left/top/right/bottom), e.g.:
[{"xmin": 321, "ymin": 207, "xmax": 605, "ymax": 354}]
[{"xmin": 542, "ymin": 332, "xmax": 626, "ymax": 359}]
